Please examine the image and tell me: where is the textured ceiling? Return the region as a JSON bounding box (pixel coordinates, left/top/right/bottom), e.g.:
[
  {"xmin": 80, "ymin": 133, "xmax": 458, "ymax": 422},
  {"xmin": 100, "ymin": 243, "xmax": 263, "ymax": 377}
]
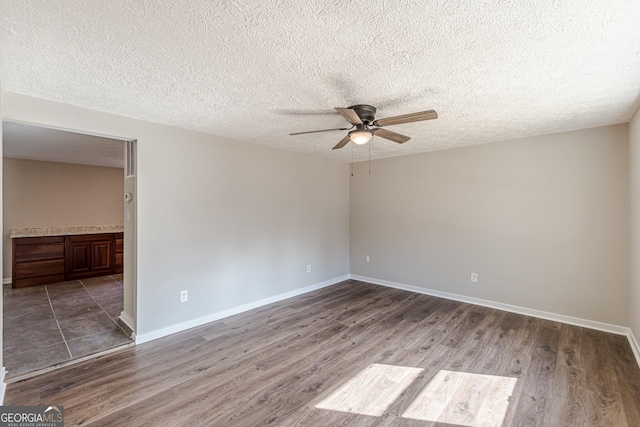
[
  {"xmin": 1, "ymin": 1, "xmax": 639, "ymax": 162},
  {"xmin": 3, "ymin": 122, "xmax": 125, "ymax": 168}
]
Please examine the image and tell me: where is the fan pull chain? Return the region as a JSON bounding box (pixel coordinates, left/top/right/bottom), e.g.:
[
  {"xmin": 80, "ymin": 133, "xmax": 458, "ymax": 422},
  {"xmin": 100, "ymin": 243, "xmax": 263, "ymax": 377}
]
[
  {"xmin": 369, "ymin": 138, "xmax": 371, "ymax": 175},
  {"xmin": 351, "ymin": 142, "xmax": 354, "ymax": 177}
]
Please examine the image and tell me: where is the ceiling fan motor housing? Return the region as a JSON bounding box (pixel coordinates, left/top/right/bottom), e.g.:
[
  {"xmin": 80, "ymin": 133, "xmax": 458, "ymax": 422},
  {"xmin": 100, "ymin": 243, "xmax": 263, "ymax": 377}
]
[{"xmin": 349, "ymin": 105, "xmax": 377, "ymax": 124}]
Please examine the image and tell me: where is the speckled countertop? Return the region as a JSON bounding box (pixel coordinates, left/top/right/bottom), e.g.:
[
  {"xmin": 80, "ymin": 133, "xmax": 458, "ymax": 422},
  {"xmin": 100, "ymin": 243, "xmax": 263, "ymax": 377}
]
[{"xmin": 10, "ymin": 225, "xmax": 124, "ymax": 238}]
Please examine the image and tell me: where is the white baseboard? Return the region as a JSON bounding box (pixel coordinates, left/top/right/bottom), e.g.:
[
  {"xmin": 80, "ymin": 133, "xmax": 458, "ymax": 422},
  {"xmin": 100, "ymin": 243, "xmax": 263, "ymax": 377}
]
[
  {"xmin": 0, "ymin": 367, "xmax": 6, "ymax": 405},
  {"xmin": 119, "ymin": 311, "xmax": 135, "ymax": 333},
  {"xmin": 350, "ymin": 274, "xmax": 630, "ymax": 336},
  {"xmin": 3, "ymin": 278, "xmax": 11, "ymax": 285},
  {"xmin": 628, "ymin": 329, "xmax": 640, "ymax": 369},
  {"xmin": 135, "ymin": 275, "xmax": 350, "ymax": 344}
]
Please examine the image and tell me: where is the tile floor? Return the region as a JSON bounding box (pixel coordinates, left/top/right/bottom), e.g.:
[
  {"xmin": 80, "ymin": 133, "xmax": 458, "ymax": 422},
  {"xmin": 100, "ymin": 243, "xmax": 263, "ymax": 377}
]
[{"xmin": 3, "ymin": 275, "xmax": 132, "ymax": 379}]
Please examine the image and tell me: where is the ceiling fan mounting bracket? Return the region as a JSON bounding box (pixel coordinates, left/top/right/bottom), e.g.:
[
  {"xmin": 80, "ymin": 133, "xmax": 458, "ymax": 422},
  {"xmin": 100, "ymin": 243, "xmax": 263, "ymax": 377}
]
[{"xmin": 348, "ymin": 104, "xmax": 377, "ymax": 124}]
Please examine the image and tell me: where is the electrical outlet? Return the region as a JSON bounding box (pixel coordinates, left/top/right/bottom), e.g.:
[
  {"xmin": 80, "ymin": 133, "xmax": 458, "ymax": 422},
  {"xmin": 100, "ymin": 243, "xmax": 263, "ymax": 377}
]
[
  {"xmin": 180, "ymin": 290, "xmax": 188, "ymax": 302},
  {"xmin": 470, "ymin": 273, "xmax": 478, "ymax": 283},
  {"xmin": 366, "ymin": 255, "xmax": 370, "ymax": 262},
  {"xmin": 307, "ymin": 265, "xmax": 311, "ymax": 273}
]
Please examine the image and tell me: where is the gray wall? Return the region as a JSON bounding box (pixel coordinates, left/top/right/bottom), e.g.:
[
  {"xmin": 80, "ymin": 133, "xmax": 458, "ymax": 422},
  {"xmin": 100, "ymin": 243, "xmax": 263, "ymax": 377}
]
[
  {"xmin": 2, "ymin": 93, "xmax": 351, "ymax": 339},
  {"xmin": 351, "ymin": 125, "xmax": 630, "ymax": 326},
  {"xmin": 2, "ymin": 91, "xmax": 635, "ymax": 344},
  {"xmin": 630, "ymin": 107, "xmax": 640, "ymax": 341}
]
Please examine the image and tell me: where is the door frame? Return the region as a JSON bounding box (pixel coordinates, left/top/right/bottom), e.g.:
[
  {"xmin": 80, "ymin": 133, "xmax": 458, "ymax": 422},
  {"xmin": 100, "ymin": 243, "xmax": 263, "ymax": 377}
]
[{"xmin": 0, "ymin": 119, "xmax": 138, "ymax": 340}]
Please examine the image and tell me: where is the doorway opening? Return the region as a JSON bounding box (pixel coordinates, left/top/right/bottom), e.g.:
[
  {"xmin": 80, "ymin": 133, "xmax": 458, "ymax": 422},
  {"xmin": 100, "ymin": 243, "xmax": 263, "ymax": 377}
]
[{"xmin": 2, "ymin": 121, "xmax": 137, "ymax": 380}]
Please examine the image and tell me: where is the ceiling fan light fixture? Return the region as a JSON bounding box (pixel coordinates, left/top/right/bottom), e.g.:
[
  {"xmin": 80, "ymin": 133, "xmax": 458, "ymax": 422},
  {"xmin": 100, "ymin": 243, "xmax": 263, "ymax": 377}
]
[{"xmin": 349, "ymin": 129, "xmax": 373, "ymax": 145}]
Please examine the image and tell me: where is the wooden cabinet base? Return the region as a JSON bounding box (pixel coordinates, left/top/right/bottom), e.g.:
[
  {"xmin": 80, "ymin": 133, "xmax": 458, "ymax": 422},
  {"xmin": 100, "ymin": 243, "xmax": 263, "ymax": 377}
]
[
  {"xmin": 114, "ymin": 235, "xmax": 123, "ymax": 274},
  {"xmin": 12, "ymin": 232, "xmax": 123, "ymax": 288},
  {"xmin": 14, "ymin": 274, "xmax": 66, "ymax": 289}
]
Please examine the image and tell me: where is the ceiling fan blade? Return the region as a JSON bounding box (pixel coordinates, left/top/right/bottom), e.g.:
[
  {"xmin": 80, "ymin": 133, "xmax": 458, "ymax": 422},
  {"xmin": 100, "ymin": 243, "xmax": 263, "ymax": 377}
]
[
  {"xmin": 290, "ymin": 127, "xmax": 349, "ymax": 136},
  {"xmin": 274, "ymin": 108, "xmax": 336, "ymax": 116},
  {"xmin": 374, "ymin": 110, "xmax": 438, "ymax": 127},
  {"xmin": 373, "ymin": 128, "xmax": 411, "ymax": 143},
  {"xmin": 335, "ymin": 108, "xmax": 363, "ymax": 125},
  {"xmin": 332, "ymin": 135, "xmax": 351, "ymax": 150}
]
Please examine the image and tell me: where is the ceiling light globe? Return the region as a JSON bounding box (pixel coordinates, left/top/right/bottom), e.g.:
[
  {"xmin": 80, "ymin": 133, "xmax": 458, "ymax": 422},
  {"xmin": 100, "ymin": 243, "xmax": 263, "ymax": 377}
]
[{"xmin": 349, "ymin": 130, "xmax": 373, "ymax": 145}]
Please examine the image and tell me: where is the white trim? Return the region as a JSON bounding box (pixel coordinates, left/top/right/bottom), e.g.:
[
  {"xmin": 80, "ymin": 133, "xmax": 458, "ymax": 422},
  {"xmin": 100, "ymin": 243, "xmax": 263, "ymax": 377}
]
[
  {"xmin": 134, "ymin": 275, "xmax": 350, "ymax": 344},
  {"xmin": 0, "ymin": 367, "xmax": 6, "ymax": 405},
  {"xmin": 119, "ymin": 311, "xmax": 135, "ymax": 333},
  {"xmin": 2, "ymin": 118, "xmax": 133, "ymax": 142},
  {"xmin": 628, "ymin": 329, "xmax": 640, "ymax": 369},
  {"xmin": 350, "ymin": 274, "xmax": 630, "ymax": 336},
  {"xmin": 4, "ymin": 342, "xmax": 135, "ymax": 384},
  {"xmin": 3, "ymin": 278, "xmax": 11, "ymax": 285}
]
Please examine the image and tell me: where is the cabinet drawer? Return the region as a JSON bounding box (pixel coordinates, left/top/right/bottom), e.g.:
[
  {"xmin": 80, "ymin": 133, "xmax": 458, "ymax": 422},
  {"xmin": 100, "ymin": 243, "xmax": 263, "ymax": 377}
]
[
  {"xmin": 68, "ymin": 233, "xmax": 113, "ymax": 242},
  {"xmin": 15, "ymin": 243, "xmax": 64, "ymax": 262},
  {"xmin": 15, "ymin": 259, "xmax": 65, "ymax": 279},
  {"xmin": 14, "ymin": 236, "xmax": 65, "ymax": 245}
]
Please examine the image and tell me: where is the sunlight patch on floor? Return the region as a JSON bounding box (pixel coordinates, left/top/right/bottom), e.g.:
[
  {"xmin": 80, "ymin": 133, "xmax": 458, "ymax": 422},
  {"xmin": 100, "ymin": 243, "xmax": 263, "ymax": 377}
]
[
  {"xmin": 315, "ymin": 363, "xmax": 424, "ymax": 417},
  {"xmin": 402, "ymin": 370, "xmax": 518, "ymax": 426}
]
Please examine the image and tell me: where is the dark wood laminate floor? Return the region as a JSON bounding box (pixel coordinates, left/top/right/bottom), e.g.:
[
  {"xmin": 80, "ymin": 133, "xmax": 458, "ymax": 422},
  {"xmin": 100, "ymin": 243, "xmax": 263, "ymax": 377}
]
[
  {"xmin": 3, "ymin": 275, "xmax": 132, "ymax": 379},
  {"xmin": 5, "ymin": 280, "xmax": 640, "ymax": 426}
]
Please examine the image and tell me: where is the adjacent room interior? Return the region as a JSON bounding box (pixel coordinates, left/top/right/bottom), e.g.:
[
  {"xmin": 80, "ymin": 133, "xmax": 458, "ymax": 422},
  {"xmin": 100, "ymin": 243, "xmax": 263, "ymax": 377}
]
[
  {"xmin": 2, "ymin": 122, "xmax": 133, "ymax": 379},
  {"xmin": 1, "ymin": 0, "xmax": 640, "ymax": 425}
]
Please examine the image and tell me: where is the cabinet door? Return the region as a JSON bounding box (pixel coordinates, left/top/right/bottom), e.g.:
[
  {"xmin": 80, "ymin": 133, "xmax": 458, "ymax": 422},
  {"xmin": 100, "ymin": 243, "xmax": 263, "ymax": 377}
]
[
  {"xmin": 68, "ymin": 241, "xmax": 91, "ymax": 276},
  {"xmin": 91, "ymin": 240, "xmax": 112, "ymax": 272},
  {"xmin": 66, "ymin": 233, "xmax": 115, "ymax": 279}
]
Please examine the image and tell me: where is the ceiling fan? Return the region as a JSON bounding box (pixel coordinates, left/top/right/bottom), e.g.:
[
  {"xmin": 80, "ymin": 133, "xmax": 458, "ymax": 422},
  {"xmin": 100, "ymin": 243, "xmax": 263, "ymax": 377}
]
[{"xmin": 289, "ymin": 104, "xmax": 438, "ymax": 150}]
